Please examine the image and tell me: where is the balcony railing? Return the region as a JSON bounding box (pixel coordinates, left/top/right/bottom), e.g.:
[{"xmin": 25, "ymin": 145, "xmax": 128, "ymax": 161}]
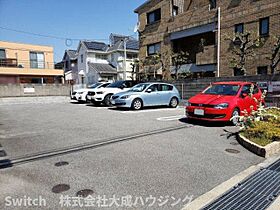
[
  {"xmin": 0, "ymin": 58, "xmax": 56, "ymax": 69},
  {"xmin": 0, "ymin": 58, "xmax": 18, "ymax": 67}
]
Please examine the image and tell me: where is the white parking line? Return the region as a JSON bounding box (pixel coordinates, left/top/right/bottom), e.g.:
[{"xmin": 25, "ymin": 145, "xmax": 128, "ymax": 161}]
[
  {"xmin": 122, "ymin": 107, "xmax": 184, "ymax": 114},
  {"xmin": 156, "ymin": 115, "xmax": 185, "ymax": 121}
]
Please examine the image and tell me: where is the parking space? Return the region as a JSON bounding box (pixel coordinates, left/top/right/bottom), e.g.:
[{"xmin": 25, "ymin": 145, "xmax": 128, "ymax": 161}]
[{"xmin": 0, "ymin": 97, "xmax": 264, "ymax": 209}]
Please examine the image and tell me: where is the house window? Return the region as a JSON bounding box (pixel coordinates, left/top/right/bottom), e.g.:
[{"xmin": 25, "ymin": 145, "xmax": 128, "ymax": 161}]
[
  {"xmin": 257, "ymin": 66, "xmax": 268, "ymax": 75},
  {"xmin": 147, "ymin": 43, "xmax": 161, "ymax": 56},
  {"xmin": 96, "ymin": 54, "xmax": 107, "ymax": 60},
  {"xmin": 235, "ymin": 23, "xmax": 244, "ymax": 33},
  {"xmin": 81, "ymin": 54, "xmax": 84, "ymax": 63},
  {"xmin": 147, "ymin": 9, "xmax": 161, "ymax": 24},
  {"xmin": 127, "ymin": 53, "xmax": 138, "ymax": 59},
  {"xmin": 259, "ymin": 17, "xmax": 269, "ymax": 36},
  {"xmin": 30, "ymin": 52, "xmax": 45, "ymax": 69},
  {"xmin": 0, "ymin": 49, "xmax": 6, "ymax": 59},
  {"xmin": 209, "ymin": 0, "xmax": 216, "ymax": 9}
]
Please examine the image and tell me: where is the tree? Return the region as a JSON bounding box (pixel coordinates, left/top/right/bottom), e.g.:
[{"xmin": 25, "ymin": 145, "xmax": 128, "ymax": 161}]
[
  {"xmin": 228, "ymin": 32, "xmax": 263, "ymax": 75},
  {"xmin": 171, "ymin": 51, "xmax": 190, "ymax": 79},
  {"xmin": 268, "ymin": 36, "xmax": 280, "ymax": 74},
  {"xmin": 143, "ymin": 53, "xmax": 162, "ymax": 80},
  {"xmin": 130, "ymin": 59, "xmax": 140, "ymax": 81}
]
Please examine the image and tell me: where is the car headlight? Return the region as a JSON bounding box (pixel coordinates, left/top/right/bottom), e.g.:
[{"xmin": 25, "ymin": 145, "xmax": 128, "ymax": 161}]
[
  {"xmin": 96, "ymin": 91, "xmax": 104, "ymax": 94},
  {"xmin": 120, "ymin": 95, "xmax": 130, "ymax": 99},
  {"xmin": 185, "ymin": 100, "xmax": 190, "ymax": 107},
  {"xmin": 214, "ymin": 103, "xmax": 229, "ymax": 109}
]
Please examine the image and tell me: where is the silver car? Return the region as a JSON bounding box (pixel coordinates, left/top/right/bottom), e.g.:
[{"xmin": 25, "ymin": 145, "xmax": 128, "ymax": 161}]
[{"xmin": 110, "ymin": 82, "xmax": 180, "ymax": 110}]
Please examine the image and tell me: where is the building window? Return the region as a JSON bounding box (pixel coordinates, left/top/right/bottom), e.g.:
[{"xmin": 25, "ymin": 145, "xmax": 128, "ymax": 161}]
[
  {"xmin": 235, "ymin": 23, "xmax": 244, "ymax": 33},
  {"xmin": 81, "ymin": 54, "xmax": 84, "ymax": 63},
  {"xmin": 209, "ymin": 0, "xmax": 216, "ymax": 9},
  {"xmin": 30, "ymin": 52, "xmax": 45, "ymax": 69},
  {"xmin": 172, "ymin": 0, "xmax": 184, "ymax": 16},
  {"xmin": 96, "ymin": 54, "xmax": 107, "ymax": 60},
  {"xmin": 257, "ymin": 66, "xmax": 268, "ymax": 75},
  {"xmin": 173, "ymin": 6, "xmax": 179, "ymax": 16},
  {"xmin": 0, "ymin": 49, "xmax": 6, "ymax": 59},
  {"xmin": 127, "ymin": 53, "xmax": 138, "ymax": 59},
  {"xmin": 147, "ymin": 9, "xmax": 161, "ymax": 24},
  {"xmin": 147, "ymin": 43, "xmax": 161, "ymax": 56},
  {"xmin": 259, "ymin": 17, "xmax": 269, "ymax": 37}
]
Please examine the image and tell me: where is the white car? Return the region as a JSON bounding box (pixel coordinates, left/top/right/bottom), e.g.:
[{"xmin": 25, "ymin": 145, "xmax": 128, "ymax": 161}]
[
  {"xmin": 72, "ymin": 82, "xmax": 110, "ymax": 102},
  {"xmin": 87, "ymin": 80, "xmax": 138, "ymax": 106}
]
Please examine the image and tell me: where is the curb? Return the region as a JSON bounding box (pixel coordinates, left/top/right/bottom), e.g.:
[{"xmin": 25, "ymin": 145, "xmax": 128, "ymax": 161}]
[
  {"xmin": 237, "ymin": 134, "xmax": 280, "ymax": 158},
  {"xmin": 181, "ymin": 155, "xmax": 280, "ymax": 210}
]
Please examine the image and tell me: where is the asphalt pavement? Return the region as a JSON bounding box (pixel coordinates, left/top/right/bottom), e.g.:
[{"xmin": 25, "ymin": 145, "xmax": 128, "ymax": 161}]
[{"xmin": 0, "ymin": 97, "xmax": 264, "ymax": 209}]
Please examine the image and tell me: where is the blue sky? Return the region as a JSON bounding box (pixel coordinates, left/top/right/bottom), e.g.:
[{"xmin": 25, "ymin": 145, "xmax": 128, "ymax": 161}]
[{"xmin": 0, "ymin": 0, "xmax": 144, "ymax": 62}]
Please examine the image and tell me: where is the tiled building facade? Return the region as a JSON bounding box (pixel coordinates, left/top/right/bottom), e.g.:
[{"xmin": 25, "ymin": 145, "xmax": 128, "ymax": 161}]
[{"xmin": 135, "ymin": 0, "xmax": 280, "ymax": 78}]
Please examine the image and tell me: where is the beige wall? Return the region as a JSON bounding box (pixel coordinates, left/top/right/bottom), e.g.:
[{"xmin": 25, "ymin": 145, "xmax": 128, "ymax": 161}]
[{"xmin": 0, "ymin": 40, "xmax": 63, "ymax": 76}]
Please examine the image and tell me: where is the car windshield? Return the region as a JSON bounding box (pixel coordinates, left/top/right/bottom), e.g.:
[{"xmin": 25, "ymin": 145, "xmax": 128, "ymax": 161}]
[
  {"xmin": 129, "ymin": 84, "xmax": 150, "ymax": 92},
  {"xmin": 107, "ymin": 81, "xmax": 124, "ymax": 88},
  {"xmin": 203, "ymin": 84, "xmax": 240, "ymax": 96},
  {"xmin": 88, "ymin": 83, "xmax": 103, "ymax": 88}
]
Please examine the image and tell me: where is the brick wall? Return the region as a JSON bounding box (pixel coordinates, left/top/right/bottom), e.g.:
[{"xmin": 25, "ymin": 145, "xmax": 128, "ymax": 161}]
[{"xmin": 136, "ymin": 0, "xmax": 280, "ymax": 77}]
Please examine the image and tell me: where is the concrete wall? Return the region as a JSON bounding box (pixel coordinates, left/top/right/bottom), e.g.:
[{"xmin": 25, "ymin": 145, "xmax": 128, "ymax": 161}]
[{"xmin": 0, "ymin": 84, "xmax": 71, "ymax": 98}]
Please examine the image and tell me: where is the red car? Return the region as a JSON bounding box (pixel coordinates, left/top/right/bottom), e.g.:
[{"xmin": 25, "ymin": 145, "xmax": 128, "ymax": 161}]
[{"xmin": 185, "ymin": 82, "xmax": 263, "ymax": 125}]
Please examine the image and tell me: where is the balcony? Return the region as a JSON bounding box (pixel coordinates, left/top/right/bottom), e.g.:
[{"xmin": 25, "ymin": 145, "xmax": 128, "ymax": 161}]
[
  {"xmin": 0, "ymin": 59, "xmax": 63, "ymax": 76},
  {"xmin": 0, "ymin": 58, "xmax": 18, "ymax": 67},
  {"xmin": 196, "ymin": 45, "xmax": 217, "ymax": 65}
]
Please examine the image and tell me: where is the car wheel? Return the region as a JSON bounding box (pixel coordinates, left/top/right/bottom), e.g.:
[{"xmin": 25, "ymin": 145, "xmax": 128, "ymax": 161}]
[
  {"xmin": 104, "ymin": 94, "xmax": 113, "ymax": 107},
  {"xmin": 231, "ymin": 108, "xmax": 240, "ymax": 126},
  {"xmin": 131, "ymin": 98, "xmax": 143, "ymax": 110},
  {"xmin": 169, "ymin": 97, "xmax": 179, "ymax": 108}
]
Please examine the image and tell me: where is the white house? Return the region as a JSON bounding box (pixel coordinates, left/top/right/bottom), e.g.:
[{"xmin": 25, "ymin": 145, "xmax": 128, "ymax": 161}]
[
  {"xmin": 76, "ymin": 34, "xmax": 139, "ymax": 85},
  {"xmin": 62, "ymin": 50, "xmax": 78, "ymax": 84}
]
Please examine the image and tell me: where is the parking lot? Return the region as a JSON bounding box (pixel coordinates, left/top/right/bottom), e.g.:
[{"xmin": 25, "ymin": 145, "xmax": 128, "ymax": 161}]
[{"xmin": 0, "ymin": 97, "xmax": 264, "ymax": 209}]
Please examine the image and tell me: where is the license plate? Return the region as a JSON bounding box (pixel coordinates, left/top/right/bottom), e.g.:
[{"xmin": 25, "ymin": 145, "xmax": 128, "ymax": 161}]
[{"xmin": 194, "ymin": 109, "xmax": 204, "ymax": 116}]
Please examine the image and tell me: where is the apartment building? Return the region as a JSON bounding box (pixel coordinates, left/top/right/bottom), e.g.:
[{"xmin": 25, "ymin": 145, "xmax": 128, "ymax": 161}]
[
  {"xmin": 0, "ymin": 41, "xmax": 64, "ymax": 84},
  {"xmin": 134, "ymin": 0, "xmax": 280, "ymax": 78}
]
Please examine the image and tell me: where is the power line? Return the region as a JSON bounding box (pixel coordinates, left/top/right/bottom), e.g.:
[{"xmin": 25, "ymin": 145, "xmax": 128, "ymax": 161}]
[
  {"xmin": 0, "ymin": 26, "xmax": 138, "ymax": 42},
  {"xmin": 0, "ymin": 26, "xmax": 109, "ymax": 41}
]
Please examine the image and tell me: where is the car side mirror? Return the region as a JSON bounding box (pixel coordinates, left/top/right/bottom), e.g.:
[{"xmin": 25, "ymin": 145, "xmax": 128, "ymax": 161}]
[
  {"xmin": 146, "ymin": 89, "xmax": 152, "ymax": 93},
  {"xmin": 241, "ymin": 93, "xmax": 248, "ymax": 98}
]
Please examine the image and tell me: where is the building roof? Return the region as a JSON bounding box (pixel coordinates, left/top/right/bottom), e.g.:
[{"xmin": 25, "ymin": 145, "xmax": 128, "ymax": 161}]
[
  {"xmin": 83, "ymin": 41, "xmax": 109, "ymax": 51},
  {"xmin": 88, "ymin": 63, "xmax": 117, "ymax": 74},
  {"xmin": 110, "ymin": 33, "xmax": 131, "ymax": 45},
  {"xmin": 108, "ymin": 39, "xmax": 139, "ymax": 52},
  {"xmin": 134, "ymin": 0, "xmax": 151, "ymax": 13},
  {"xmin": 66, "ymin": 50, "xmax": 78, "ymax": 60}
]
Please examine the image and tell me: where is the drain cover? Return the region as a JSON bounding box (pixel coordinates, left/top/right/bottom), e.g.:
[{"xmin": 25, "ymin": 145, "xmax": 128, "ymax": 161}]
[
  {"xmin": 230, "ymin": 142, "xmax": 239, "ymax": 146},
  {"xmin": 225, "ymin": 148, "xmax": 240, "ymax": 154},
  {"xmin": 0, "ymin": 150, "xmax": 7, "ymax": 157},
  {"xmin": 52, "ymin": 184, "xmax": 70, "ymax": 193},
  {"xmin": 76, "ymin": 189, "xmax": 94, "ymax": 198},
  {"xmin": 55, "ymin": 161, "xmax": 69, "ymax": 167}
]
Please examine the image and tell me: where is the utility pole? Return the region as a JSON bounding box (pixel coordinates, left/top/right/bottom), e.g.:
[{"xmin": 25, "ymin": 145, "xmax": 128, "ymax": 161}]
[
  {"xmin": 123, "ymin": 38, "xmax": 128, "ymax": 80},
  {"xmin": 217, "ymin": 7, "xmax": 221, "ymax": 77}
]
